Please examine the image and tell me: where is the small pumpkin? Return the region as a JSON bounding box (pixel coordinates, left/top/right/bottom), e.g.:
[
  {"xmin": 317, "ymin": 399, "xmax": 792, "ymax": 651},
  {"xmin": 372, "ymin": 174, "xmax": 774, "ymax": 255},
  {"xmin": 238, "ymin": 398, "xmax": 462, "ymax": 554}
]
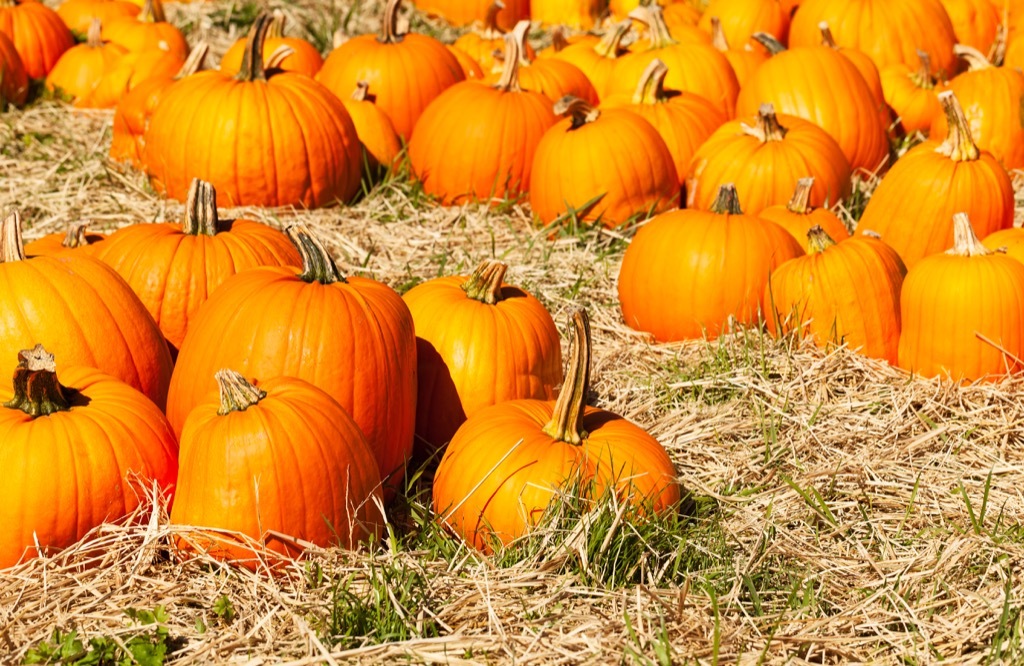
[
  {"xmin": 101, "ymin": 0, "xmax": 187, "ymax": 61},
  {"xmin": 341, "ymin": 82, "xmax": 402, "ymax": 174},
  {"xmin": 483, "ymin": 21, "xmax": 598, "ymax": 105},
  {"xmin": 57, "ymin": 0, "xmax": 138, "ymax": 38},
  {"xmin": 757, "ymin": 177, "xmax": 850, "ymax": 252},
  {"xmin": 983, "ymin": 228, "xmax": 1024, "ymax": 264},
  {"xmin": 550, "ymin": 19, "xmax": 632, "ymax": 100},
  {"xmin": 23, "ymin": 221, "xmax": 106, "ymax": 257},
  {"xmin": 452, "ymin": 1, "xmax": 534, "ymax": 73},
  {"xmin": 0, "ymin": 0, "xmax": 75, "ymax": 79},
  {"xmin": 219, "ymin": 9, "xmax": 322, "ymax": 78},
  {"xmin": 707, "ymin": 16, "xmax": 768, "ymax": 87},
  {"xmin": 83, "ymin": 44, "xmax": 185, "ymax": 109},
  {"xmin": 879, "ymin": 50, "xmax": 946, "ymax": 135},
  {"xmin": 44, "ymin": 19, "xmax": 127, "ymax": 107}
]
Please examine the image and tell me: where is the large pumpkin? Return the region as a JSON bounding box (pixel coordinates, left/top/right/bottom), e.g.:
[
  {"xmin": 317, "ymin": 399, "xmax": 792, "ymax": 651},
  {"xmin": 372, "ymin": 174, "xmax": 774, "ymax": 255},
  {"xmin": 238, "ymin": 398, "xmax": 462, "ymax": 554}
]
[
  {"xmin": 432, "ymin": 310, "xmax": 680, "ymax": 553},
  {"xmin": 0, "ymin": 345, "xmax": 178, "ymax": 570},
  {"xmin": 402, "ymin": 260, "xmax": 562, "ymax": 455},
  {"xmin": 0, "ymin": 0, "xmax": 74, "ymax": 79},
  {"xmin": 166, "ymin": 225, "xmax": 416, "ymax": 501},
  {"xmin": 0, "ymin": 211, "xmax": 173, "ymax": 408},
  {"xmin": 938, "ymin": 0, "xmax": 1000, "ymax": 54},
  {"xmin": 143, "ymin": 14, "xmax": 363, "ymax": 208}
]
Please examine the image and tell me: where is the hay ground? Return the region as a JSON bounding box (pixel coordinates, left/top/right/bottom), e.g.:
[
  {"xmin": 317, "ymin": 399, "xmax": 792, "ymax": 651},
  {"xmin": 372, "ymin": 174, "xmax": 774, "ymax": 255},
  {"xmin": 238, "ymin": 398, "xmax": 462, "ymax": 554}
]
[{"xmin": 3, "ymin": 1, "xmax": 1024, "ymax": 664}]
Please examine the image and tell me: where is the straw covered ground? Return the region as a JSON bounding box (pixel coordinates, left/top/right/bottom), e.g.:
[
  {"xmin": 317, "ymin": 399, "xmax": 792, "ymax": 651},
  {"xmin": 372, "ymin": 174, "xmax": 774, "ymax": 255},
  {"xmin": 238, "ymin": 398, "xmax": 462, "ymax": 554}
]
[{"xmin": 3, "ymin": 1, "xmax": 1024, "ymax": 664}]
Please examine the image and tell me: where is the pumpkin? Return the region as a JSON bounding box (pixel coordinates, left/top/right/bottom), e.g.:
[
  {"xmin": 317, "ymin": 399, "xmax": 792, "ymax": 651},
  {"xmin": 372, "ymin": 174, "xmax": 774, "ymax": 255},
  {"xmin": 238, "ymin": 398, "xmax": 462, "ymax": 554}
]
[
  {"xmin": 898, "ymin": 213, "xmax": 1024, "ymax": 381},
  {"xmin": 317, "ymin": 0, "xmax": 465, "ymax": 140},
  {"xmin": 532, "ymin": 0, "xmax": 603, "ymax": 29},
  {"xmin": 483, "ymin": 21, "xmax": 598, "ymax": 104},
  {"xmin": 928, "ymin": 45, "xmax": 1024, "ymax": 170},
  {"xmin": 879, "ymin": 50, "xmax": 946, "ymax": 135},
  {"xmin": 447, "ymin": 45, "xmax": 485, "ymax": 79},
  {"xmin": 453, "ymin": 1, "xmax": 534, "ymax": 73},
  {"xmin": 407, "ymin": 31, "xmax": 557, "ymax": 205},
  {"xmin": 618, "ymin": 184, "xmax": 804, "ymax": 341},
  {"xmin": 170, "ymin": 370, "xmax": 383, "ymax": 566},
  {"xmin": 412, "ymin": 0, "xmax": 529, "ymax": 30},
  {"xmin": 698, "ymin": 0, "xmax": 790, "ymax": 50},
  {"xmin": 0, "ymin": 345, "xmax": 178, "ymax": 570},
  {"xmin": 0, "ymin": 211, "xmax": 173, "ymax": 408},
  {"xmin": 938, "ymin": 0, "xmax": 1000, "ymax": 54},
  {"xmin": 82, "ymin": 44, "xmax": 185, "ymax": 108},
  {"xmin": 108, "ymin": 42, "xmax": 207, "ymax": 167},
  {"xmin": 23, "ymin": 221, "xmax": 106, "ymax": 257},
  {"xmin": 44, "ymin": 19, "xmax": 127, "ymax": 107},
  {"xmin": 432, "ymin": 309, "xmax": 680, "ymax": 553},
  {"xmin": 0, "ymin": 0, "xmax": 74, "ymax": 79},
  {"xmin": 816, "ymin": 22, "xmax": 889, "ymax": 125},
  {"xmin": 602, "ymin": 59, "xmax": 726, "ymax": 189},
  {"xmin": 765, "ymin": 227, "xmax": 906, "ymax": 363},
  {"xmin": 92, "ymin": 180, "xmax": 301, "ymax": 355},
  {"xmin": 788, "ymin": 0, "xmax": 958, "ymax": 78},
  {"xmin": 737, "ymin": 39, "xmax": 891, "ymax": 173},
  {"xmin": 983, "ymin": 228, "xmax": 1024, "ymax": 264},
  {"xmin": 538, "ymin": 27, "xmax": 596, "ymax": 59},
  {"xmin": 219, "ymin": 9, "xmax": 323, "ymax": 78},
  {"xmin": 550, "ymin": 19, "xmax": 632, "ymax": 100},
  {"xmin": 143, "ymin": 15, "xmax": 363, "ymax": 208},
  {"xmin": 530, "ymin": 95, "xmax": 680, "ymax": 228},
  {"xmin": 857, "ymin": 91, "xmax": 1013, "ymax": 268},
  {"xmin": 663, "ymin": 3, "xmax": 702, "ymax": 29},
  {"xmin": 0, "ymin": 29, "xmax": 26, "ymax": 106},
  {"xmin": 101, "ymin": 0, "xmax": 187, "ymax": 61},
  {"xmin": 609, "ymin": 0, "xmax": 677, "ymax": 20},
  {"xmin": 758, "ymin": 177, "xmax": 850, "ymax": 252},
  {"xmin": 708, "ymin": 16, "xmax": 768, "ymax": 87},
  {"xmin": 57, "ymin": 0, "xmax": 137, "ymax": 38},
  {"xmin": 403, "ymin": 260, "xmax": 561, "ymax": 455},
  {"xmin": 341, "ymin": 82, "xmax": 402, "ymax": 174},
  {"xmin": 166, "ymin": 225, "xmax": 416, "ymax": 501}
]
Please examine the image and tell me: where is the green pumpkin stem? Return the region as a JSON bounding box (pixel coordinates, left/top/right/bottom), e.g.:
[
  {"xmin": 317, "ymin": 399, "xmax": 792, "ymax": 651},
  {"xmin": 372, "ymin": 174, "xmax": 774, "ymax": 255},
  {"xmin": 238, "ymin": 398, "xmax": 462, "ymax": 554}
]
[
  {"xmin": 379, "ymin": 0, "xmax": 406, "ymax": 44},
  {"xmin": 461, "ymin": 260, "xmax": 507, "ymax": 304},
  {"xmin": 954, "ymin": 43, "xmax": 992, "ymax": 71},
  {"xmin": 947, "ymin": 213, "xmax": 990, "ymax": 257},
  {"xmin": 594, "ymin": 20, "xmax": 631, "ymax": 59},
  {"xmin": 786, "ymin": 177, "xmax": 815, "ymax": 215},
  {"xmin": 482, "ymin": 1, "xmax": 506, "ymax": 39},
  {"xmin": 1, "ymin": 210, "xmax": 25, "ymax": 263},
  {"xmin": 709, "ymin": 184, "xmax": 743, "ymax": 215},
  {"xmin": 183, "ymin": 179, "xmax": 219, "ymax": 237},
  {"xmin": 710, "ymin": 17, "xmax": 729, "ymax": 52},
  {"xmin": 627, "ymin": 5, "xmax": 676, "ymax": 50},
  {"xmin": 541, "ymin": 309, "xmax": 591, "ymax": 446},
  {"xmin": 818, "ymin": 21, "xmax": 839, "ymax": 50},
  {"xmin": 287, "ymin": 224, "xmax": 347, "ymax": 284},
  {"xmin": 215, "ymin": 369, "xmax": 267, "ymax": 415},
  {"xmin": 743, "ymin": 103, "xmax": 787, "ymax": 142},
  {"xmin": 236, "ymin": 13, "xmax": 273, "ymax": 82},
  {"xmin": 555, "ymin": 95, "xmax": 600, "ymax": 130},
  {"xmin": 494, "ymin": 26, "xmax": 526, "ymax": 92},
  {"xmin": 806, "ymin": 225, "xmax": 837, "ymax": 254},
  {"xmin": 87, "ymin": 19, "xmax": 102, "ymax": 48},
  {"xmin": 62, "ymin": 222, "xmax": 92, "ymax": 249},
  {"xmin": 4, "ymin": 345, "xmax": 71, "ymax": 417},
  {"xmin": 752, "ymin": 32, "xmax": 786, "ymax": 55},
  {"xmin": 176, "ymin": 42, "xmax": 209, "ymax": 79},
  {"xmin": 936, "ymin": 91, "xmax": 980, "ymax": 162},
  {"xmin": 632, "ymin": 59, "xmax": 669, "ymax": 105}
]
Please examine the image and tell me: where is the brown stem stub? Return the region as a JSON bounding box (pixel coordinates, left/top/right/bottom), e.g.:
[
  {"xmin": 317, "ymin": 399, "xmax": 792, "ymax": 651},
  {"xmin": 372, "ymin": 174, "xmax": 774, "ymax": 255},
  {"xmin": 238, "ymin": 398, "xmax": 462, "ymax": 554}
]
[
  {"xmin": 177, "ymin": 42, "xmax": 209, "ymax": 79},
  {"xmin": 555, "ymin": 95, "xmax": 600, "ymax": 129},
  {"xmin": 87, "ymin": 19, "xmax": 102, "ymax": 48},
  {"xmin": 542, "ymin": 309, "xmax": 591, "ymax": 446},
  {"xmin": 4, "ymin": 345, "xmax": 72, "ymax": 417},
  {"xmin": 818, "ymin": 21, "xmax": 838, "ymax": 49},
  {"xmin": 594, "ymin": 20, "xmax": 631, "ymax": 59},
  {"xmin": 216, "ymin": 369, "xmax": 267, "ymax": 415},
  {"xmin": 287, "ymin": 224, "xmax": 346, "ymax": 285},
  {"xmin": 461, "ymin": 259, "xmax": 508, "ymax": 305},
  {"xmin": 947, "ymin": 212, "xmax": 990, "ymax": 257},
  {"xmin": 742, "ymin": 103, "xmax": 787, "ymax": 142},
  {"xmin": 752, "ymin": 32, "xmax": 786, "ymax": 55},
  {"xmin": 62, "ymin": 222, "xmax": 92, "ymax": 249},
  {"xmin": 935, "ymin": 91, "xmax": 979, "ymax": 162},
  {"xmin": 787, "ymin": 177, "xmax": 815, "ymax": 214},
  {"xmin": 954, "ymin": 43, "xmax": 992, "ymax": 71},
  {"xmin": 351, "ymin": 81, "xmax": 371, "ymax": 101},
  {"xmin": 710, "ymin": 17, "xmax": 729, "ymax": 52},
  {"xmin": 236, "ymin": 13, "xmax": 273, "ymax": 82},
  {"xmin": 140, "ymin": 0, "xmax": 167, "ymax": 23},
  {"xmin": 912, "ymin": 50, "xmax": 934, "ymax": 89},
  {"xmin": 806, "ymin": 225, "xmax": 837, "ymax": 254},
  {"xmin": 1, "ymin": 209, "xmax": 25, "ymax": 263},
  {"xmin": 627, "ymin": 5, "xmax": 676, "ymax": 50},
  {"xmin": 183, "ymin": 179, "xmax": 220, "ymax": 236},
  {"xmin": 710, "ymin": 184, "xmax": 743, "ymax": 215},
  {"xmin": 633, "ymin": 59, "xmax": 669, "ymax": 105},
  {"xmin": 379, "ymin": 0, "xmax": 406, "ymax": 44}
]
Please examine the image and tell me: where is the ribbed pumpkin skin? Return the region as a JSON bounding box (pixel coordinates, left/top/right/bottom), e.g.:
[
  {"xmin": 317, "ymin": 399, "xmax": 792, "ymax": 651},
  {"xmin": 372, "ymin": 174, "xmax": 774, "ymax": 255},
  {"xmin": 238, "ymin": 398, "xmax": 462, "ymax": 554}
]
[
  {"xmin": 0, "ymin": 1, "xmax": 74, "ymax": 79},
  {"xmin": 686, "ymin": 112, "xmax": 852, "ymax": 214},
  {"xmin": 402, "ymin": 273, "xmax": 562, "ymax": 454},
  {"xmin": 101, "ymin": 11, "xmax": 188, "ymax": 62},
  {"xmin": 483, "ymin": 59, "xmax": 599, "ymax": 105},
  {"xmin": 765, "ymin": 236, "xmax": 906, "ymax": 363},
  {"xmin": 898, "ymin": 252, "xmax": 1024, "ymax": 381},
  {"xmin": 736, "ymin": 46, "xmax": 890, "ymax": 173},
  {"xmin": 758, "ymin": 203, "xmax": 849, "ymax": 252},
  {"xmin": 170, "ymin": 376, "xmax": 384, "ymax": 563},
  {"xmin": 412, "ymin": 0, "xmax": 529, "ymax": 30},
  {"xmin": 551, "ymin": 31, "xmax": 628, "ymax": 101},
  {"xmin": 57, "ymin": 0, "xmax": 138, "ymax": 37},
  {"xmin": 879, "ymin": 63, "xmax": 945, "ymax": 134},
  {"xmin": 938, "ymin": 0, "xmax": 999, "ymax": 53},
  {"xmin": 44, "ymin": 36, "xmax": 126, "ymax": 107},
  {"xmin": 612, "ymin": 43, "xmax": 739, "ymax": 118},
  {"xmin": 408, "ymin": 82, "xmax": 556, "ymax": 205},
  {"xmin": 166, "ymin": 269, "xmax": 416, "ymax": 498},
  {"xmin": 143, "ymin": 72, "xmax": 363, "ymax": 208},
  {"xmin": 220, "ymin": 36, "xmax": 323, "ymax": 77},
  {"xmin": 0, "ymin": 30, "xmax": 27, "ymax": 105},
  {"xmin": 618, "ymin": 206, "xmax": 804, "ymax": 341},
  {"xmin": 983, "ymin": 229, "xmax": 1024, "ymax": 263},
  {"xmin": 109, "ymin": 70, "xmax": 173, "ymax": 166},
  {"xmin": 789, "ymin": 0, "xmax": 958, "ymax": 78},
  {"xmin": 0, "ymin": 365, "xmax": 178, "ymax": 569},
  {"xmin": 698, "ymin": 0, "xmax": 791, "ymax": 49},
  {"xmin": 447, "ymin": 45, "xmax": 484, "ymax": 79},
  {"xmin": 432, "ymin": 401, "xmax": 680, "ymax": 552},
  {"xmin": 718, "ymin": 45, "xmax": 767, "ymax": 88}
]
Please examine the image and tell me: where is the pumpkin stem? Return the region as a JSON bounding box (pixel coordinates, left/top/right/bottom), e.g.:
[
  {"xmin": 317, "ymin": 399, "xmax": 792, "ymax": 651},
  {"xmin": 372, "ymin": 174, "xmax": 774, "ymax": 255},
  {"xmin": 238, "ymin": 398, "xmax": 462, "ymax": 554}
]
[
  {"xmin": 460, "ymin": 260, "xmax": 508, "ymax": 305},
  {"xmin": 87, "ymin": 19, "xmax": 102, "ymax": 48},
  {"xmin": 4, "ymin": 345, "xmax": 72, "ymax": 417},
  {"xmin": 709, "ymin": 17, "xmax": 729, "ymax": 52},
  {"xmin": 550, "ymin": 25, "xmax": 569, "ymax": 53},
  {"xmin": 911, "ymin": 49, "xmax": 934, "ymax": 89},
  {"xmin": 494, "ymin": 26, "xmax": 525, "ymax": 92},
  {"xmin": 541, "ymin": 309, "xmax": 591, "ymax": 446},
  {"xmin": 752, "ymin": 32, "xmax": 786, "ymax": 55},
  {"xmin": 139, "ymin": 0, "xmax": 167, "ymax": 23},
  {"xmin": 947, "ymin": 212, "xmax": 990, "ymax": 257},
  {"xmin": 176, "ymin": 41, "xmax": 209, "ymax": 79},
  {"xmin": 786, "ymin": 177, "xmax": 814, "ymax": 215},
  {"xmin": 555, "ymin": 95, "xmax": 600, "ymax": 130},
  {"xmin": 183, "ymin": 179, "xmax": 219, "ymax": 237},
  {"xmin": 818, "ymin": 21, "xmax": 838, "ymax": 50},
  {"xmin": 509, "ymin": 20, "xmax": 532, "ymax": 65},
  {"xmin": 482, "ymin": 1, "xmax": 506, "ymax": 39},
  {"xmin": 351, "ymin": 81, "xmax": 371, "ymax": 101},
  {"xmin": 287, "ymin": 224, "xmax": 346, "ymax": 285},
  {"xmin": 266, "ymin": 44, "xmax": 296, "ymax": 69},
  {"xmin": 215, "ymin": 369, "xmax": 267, "ymax": 415},
  {"xmin": 954, "ymin": 43, "xmax": 992, "ymax": 71},
  {"xmin": 709, "ymin": 184, "xmax": 743, "ymax": 215},
  {"xmin": 62, "ymin": 221, "xmax": 93, "ymax": 249},
  {"xmin": 627, "ymin": 5, "xmax": 677, "ymax": 50},
  {"xmin": 632, "ymin": 59, "xmax": 669, "ymax": 105},
  {"xmin": 806, "ymin": 225, "xmax": 837, "ymax": 254},
  {"xmin": 593, "ymin": 20, "xmax": 631, "ymax": 59},
  {"xmin": 935, "ymin": 91, "xmax": 980, "ymax": 162},
  {"xmin": 1, "ymin": 210, "xmax": 25, "ymax": 263},
  {"xmin": 989, "ymin": 24, "xmax": 1007, "ymax": 67},
  {"xmin": 236, "ymin": 13, "xmax": 272, "ymax": 83},
  {"xmin": 379, "ymin": 0, "xmax": 406, "ymax": 45},
  {"xmin": 269, "ymin": 9, "xmax": 287, "ymax": 39},
  {"xmin": 741, "ymin": 103, "xmax": 787, "ymax": 143}
]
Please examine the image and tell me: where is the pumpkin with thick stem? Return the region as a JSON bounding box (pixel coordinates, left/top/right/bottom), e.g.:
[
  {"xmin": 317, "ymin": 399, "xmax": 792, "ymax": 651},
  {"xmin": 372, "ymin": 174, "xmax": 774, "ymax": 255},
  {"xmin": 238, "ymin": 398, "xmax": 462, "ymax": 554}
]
[
  {"xmin": 618, "ymin": 184, "xmax": 804, "ymax": 341},
  {"xmin": 408, "ymin": 31, "xmax": 556, "ymax": 205},
  {"xmin": 57, "ymin": 0, "xmax": 138, "ymax": 38},
  {"xmin": 928, "ymin": 44, "xmax": 1024, "ymax": 170},
  {"xmin": 707, "ymin": 16, "xmax": 767, "ymax": 87},
  {"xmin": 170, "ymin": 369, "xmax": 383, "ymax": 567},
  {"xmin": 0, "ymin": 30, "xmax": 26, "ymax": 107},
  {"xmin": 0, "ymin": 0, "xmax": 74, "ymax": 79},
  {"xmin": 858, "ymin": 91, "xmax": 1013, "ymax": 268},
  {"xmin": 143, "ymin": 14, "xmax": 362, "ymax": 208},
  {"xmin": 765, "ymin": 227, "xmax": 906, "ymax": 363},
  {"xmin": 402, "ymin": 259, "xmax": 562, "ymax": 456},
  {"xmin": 23, "ymin": 221, "xmax": 106, "ymax": 257},
  {"xmin": 0, "ymin": 211, "xmax": 173, "ymax": 408},
  {"xmin": 687, "ymin": 104, "xmax": 851, "ymax": 214},
  {"xmin": 817, "ymin": 21, "xmax": 889, "ymax": 126},
  {"xmin": 317, "ymin": 0, "xmax": 465, "ymax": 140},
  {"xmin": 483, "ymin": 22, "xmax": 598, "ymax": 104},
  {"xmin": 452, "ymin": 1, "xmax": 533, "ymax": 73},
  {"xmin": 550, "ymin": 19, "xmax": 632, "ymax": 100},
  {"xmin": 938, "ymin": 0, "xmax": 1000, "ymax": 54},
  {"xmin": 532, "ymin": 0, "xmax": 603, "ymax": 29},
  {"xmin": 0, "ymin": 345, "xmax": 178, "ymax": 570},
  {"xmin": 530, "ymin": 95, "xmax": 680, "ymax": 228},
  {"xmin": 101, "ymin": 0, "xmax": 187, "ymax": 60},
  {"xmin": 167, "ymin": 224, "xmax": 416, "ymax": 502},
  {"xmin": 341, "ymin": 82, "xmax": 402, "ymax": 174},
  {"xmin": 92, "ymin": 179, "xmax": 301, "ymax": 355},
  {"xmin": 698, "ymin": 0, "xmax": 790, "ymax": 50},
  {"xmin": 432, "ymin": 309, "xmax": 681, "ymax": 553},
  {"xmin": 411, "ymin": 0, "xmax": 529, "ymax": 31},
  {"xmin": 219, "ymin": 9, "xmax": 322, "ymax": 78},
  {"xmin": 44, "ymin": 19, "xmax": 126, "ymax": 107},
  {"xmin": 898, "ymin": 213, "xmax": 1024, "ymax": 381},
  {"xmin": 879, "ymin": 50, "xmax": 947, "ymax": 135},
  {"xmin": 758, "ymin": 178, "xmax": 850, "ymax": 252}
]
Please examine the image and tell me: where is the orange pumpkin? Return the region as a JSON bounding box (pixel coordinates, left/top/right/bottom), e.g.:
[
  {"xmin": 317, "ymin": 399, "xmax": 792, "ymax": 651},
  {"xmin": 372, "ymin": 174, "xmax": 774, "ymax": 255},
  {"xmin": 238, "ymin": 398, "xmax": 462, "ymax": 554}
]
[
  {"xmin": 708, "ymin": 16, "xmax": 768, "ymax": 87},
  {"xmin": 57, "ymin": 0, "xmax": 137, "ymax": 37},
  {"xmin": 983, "ymin": 228, "xmax": 1024, "ymax": 264},
  {"xmin": 816, "ymin": 22, "xmax": 889, "ymax": 126},
  {"xmin": 879, "ymin": 50, "xmax": 946, "ymax": 135},
  {"xmin": 452, "ymin": 1, "xmax": 533, "ymax": 73},
  {"xmin": 23, "ymin": 221, "xmax": 106, "ymax": 257},
  {"xmin": 170, "ymin": 370, "xmax": 383, "ymax": 566},
  {"xmin": 317, "ymin": 0, "xmax": 465, "ymax": 140},
  {"xmin": 44, "ymin": 19, "xmax": 127, "ymax": 106},
  {"xmin": 341, "ymin": 82, "xmax": 402, "ymax": 174},
  {"xmin": 758, "ymin": 177, "xmax": 850, "ymax": 252},
  {"xmin": 0, "ymin": 29, "xmax": 27, "ymax": 106},
  {"xmin": 219, "ymin": 10, "xmax": 322, "ymax": 78},
  {"xmin": 402, "ymin": 260, "xmax": 562, "ymax": 455},
  {"xmin": 447, "ymin": 44, "xmax": 485, "ymax": 79},
  {"xmin": 532, "ymin": 0, "xmax": 603, "ymax": 29},
  {"xmin": 432, "ymin": 309, "xmax": 680, "ymax": 553},
  {"xmin": 618, "ymin": 184, "xmax": 804, "ymax": 341},
  {"xmin": 101, "ymin": 0, "xmax": 187, "ymax": 61},
  {"xmin": 0, "ymin": 345, "xmax": 178, "ymax": 570},
  {"xmin": 938, "ymin": 0, "xmax": 1000, "ymax": 54},
  {"xmin": 412, "ymin": 0, "xmax": 529, "ymax": 30},
  {"xmin": 550, "ymin": 19, "xmax": 632, "ymax": 100},
  {"xmin": 765, "ymin": 227, "xmax": 906, "ymax": 363},
  {"xmin": 0, "ymin": 0, "xmax": 74, "ymax": 79},
  {"xmin": 858, "ymin": 91, "xmax": 1013, "ymax": 268},
  {"xmin": 83, "ymin": 44, "xmax": 185, "ymax": 108},
  {"xmin": 483, "ymin": 21, "xmax": 598, "ymax": 104},
  {"xmin": 698, "ymin": 0, "xmax": 790, "ymax": 49}
]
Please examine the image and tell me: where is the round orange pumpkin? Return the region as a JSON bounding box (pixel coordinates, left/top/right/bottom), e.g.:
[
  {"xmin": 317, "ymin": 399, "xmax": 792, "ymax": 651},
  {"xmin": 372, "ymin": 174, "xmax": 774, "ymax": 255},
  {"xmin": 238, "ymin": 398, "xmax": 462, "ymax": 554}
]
[
  {"xmin": 23, "ymin": 221, "xmax": 106, "ymax": 257},
  {"xmin": 983, "ymin": 228, "xmax": 1024, "ymax": 264},
  {"xmin": 219, "ymin": 10, "xmax": 322, "ymax": 78},
  {"xmin": 0, "ymin": 0, "xmax": 74, "ymax": 79},
  {"xmin": 879, "ymin": 50, "xmax": 947, "ymax": 135},
  {"xmin": 483, "ymin": 21, "xmax": 598, "ymax": 104},
  {"xmin": 101, "ymin": 0, "xmax": 187, "ymax": 61},
  {"xmin": 757, "ymin": 177, "xmax": 850, "ymax": 252},
  {"xmin": 452, "ymin": 1, "xmax": 534, "ymax": 74},
  {"xmin": 44, "ymin": 19, "xmax": 127, "ymax": 107},
  {"xmin": 341, "ymin": 82, "xmax": 402, "ymax": 174}
]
